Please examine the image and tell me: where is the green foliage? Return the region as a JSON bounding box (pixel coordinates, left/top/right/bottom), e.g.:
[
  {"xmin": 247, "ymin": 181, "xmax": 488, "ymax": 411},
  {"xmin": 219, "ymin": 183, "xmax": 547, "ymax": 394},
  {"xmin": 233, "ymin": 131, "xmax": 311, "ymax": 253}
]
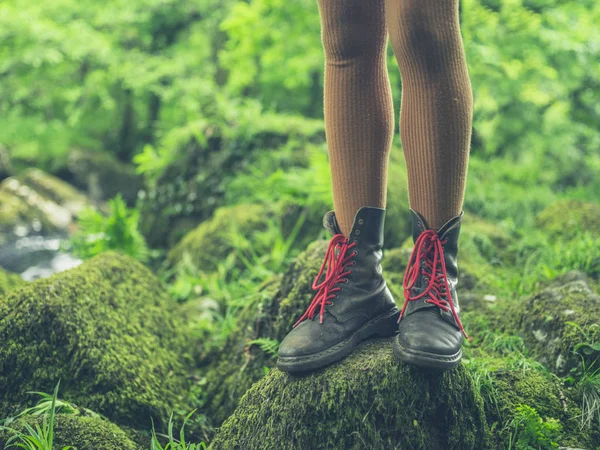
[
  {"xmin": 151, "ymin": 411, "xmax": 207, "ymax": 450},
  {"xmin": 1, "ymin": 383, "xmax": 73, "ymax": 450},
  {"xmin": 247, "ymin": 338, "xmax": 279, "ymax": 358},
  {"xmin": 507, "ymin": 405, "xmax": 562, "ymax": 450},
  {"xmin": 71, "ymin": 194, "xmax": 149, "ymax": 261}
]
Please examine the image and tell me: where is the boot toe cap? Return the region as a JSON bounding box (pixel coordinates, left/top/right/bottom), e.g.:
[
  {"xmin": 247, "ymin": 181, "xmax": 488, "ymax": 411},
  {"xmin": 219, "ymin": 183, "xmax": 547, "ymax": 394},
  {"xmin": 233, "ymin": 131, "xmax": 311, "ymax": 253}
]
[
  {"xmin": 397, "ymin": 309, "xmax": 463, "ymax": 356},
  {"xmin": 278, "ymin": 319, "xmax": 343, "ymax": 358}
]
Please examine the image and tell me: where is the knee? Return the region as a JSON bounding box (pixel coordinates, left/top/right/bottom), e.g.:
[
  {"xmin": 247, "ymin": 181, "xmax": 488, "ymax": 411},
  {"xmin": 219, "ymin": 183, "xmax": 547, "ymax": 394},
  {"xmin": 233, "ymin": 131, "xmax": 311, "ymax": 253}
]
[
  {"xmin": 319, "ymin": 0, "xmax": 386, "ymax": 63},
  {"xmin": 388, "ymin": 0, "xmax": 460, "ymax": 74}
]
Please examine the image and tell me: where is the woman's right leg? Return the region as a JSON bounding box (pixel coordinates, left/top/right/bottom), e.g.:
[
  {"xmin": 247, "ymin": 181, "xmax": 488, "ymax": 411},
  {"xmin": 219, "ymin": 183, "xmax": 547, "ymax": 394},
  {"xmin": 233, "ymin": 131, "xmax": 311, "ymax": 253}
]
[{"xmin": 319, "ymin": 0, "xmax": 395, "ymax": 236}]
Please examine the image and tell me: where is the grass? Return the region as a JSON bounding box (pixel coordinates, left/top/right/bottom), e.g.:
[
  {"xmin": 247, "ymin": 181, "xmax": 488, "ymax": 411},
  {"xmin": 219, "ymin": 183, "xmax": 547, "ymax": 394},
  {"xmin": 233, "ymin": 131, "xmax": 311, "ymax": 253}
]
[
  {"xmin": 0, "ymin": 382, "xmax": 72, "ymax": 450},
  {"xmin": 150, "ymin": 411, "xmax": 207, "ymax": 450}
]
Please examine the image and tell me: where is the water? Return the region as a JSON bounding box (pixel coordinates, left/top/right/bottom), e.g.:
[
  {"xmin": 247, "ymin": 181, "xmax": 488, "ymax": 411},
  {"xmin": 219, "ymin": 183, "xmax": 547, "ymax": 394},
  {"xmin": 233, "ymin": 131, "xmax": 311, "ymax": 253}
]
[{"xmin": 0, "ymin": 235, "xmax": 82, "ymax": 281}]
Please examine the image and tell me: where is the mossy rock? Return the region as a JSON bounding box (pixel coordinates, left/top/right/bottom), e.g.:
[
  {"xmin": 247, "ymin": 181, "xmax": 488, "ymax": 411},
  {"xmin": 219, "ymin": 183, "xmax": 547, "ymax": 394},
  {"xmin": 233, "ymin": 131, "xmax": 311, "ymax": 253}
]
[
  {"xmin": 167, "ymin": 204, "xmax": 268, "ymax": 271},
  {"xmin": 139, "ymin": 115, "xmax": 325, "ymax": 248},
  {"xmin": 0, "ymin": 267, "xmax": 25, "ymax": 296},
  {"xmin": 0, "ymin": 414, "xmax": 140, "ymax": 450},
  {"xmin": 199, "ymin": 241, "xmax": 329, "ymax": 427},
  {"xmin": 0, "ymin": 252, "xmax": 191, "ymax": 430},
  {"xmin": 507, "ymin": 271, "xmax": 600, "ymax": 375},
  {"xmin": 209, "ymin": 339, "xmax": 491, "ymax": 450},
  {"xmin": 0, "ymin": 146, "xmax": 13, "ymax": 181},
  {"xmin": 536, "ymin": 199, "xmax": 600, "ymax": 238},
  {"xmin": 488, "ymin": 368, "xmax": 598, "ymax": 448},
  {"xmin": 0, "ymin": 170, "xmax": 94, "ymax": 244},
  {"xmin": 67, "ymin": 149, "xmax": 143, "ymax": 204}
]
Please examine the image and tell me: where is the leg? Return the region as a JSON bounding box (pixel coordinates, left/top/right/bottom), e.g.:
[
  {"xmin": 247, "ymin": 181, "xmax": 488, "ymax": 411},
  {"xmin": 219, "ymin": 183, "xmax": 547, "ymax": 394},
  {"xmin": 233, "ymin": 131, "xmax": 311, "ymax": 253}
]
[
  {"xmin": 385, "ymin": 0, "xmax": 473, "ymax": 229},
  {"xmin": 385, "ymin": 0, "xmax": 472, "ymax": 369},
  {"xmin": 319, "ymin": 0, "xmax": 394, "ymax": 236}
]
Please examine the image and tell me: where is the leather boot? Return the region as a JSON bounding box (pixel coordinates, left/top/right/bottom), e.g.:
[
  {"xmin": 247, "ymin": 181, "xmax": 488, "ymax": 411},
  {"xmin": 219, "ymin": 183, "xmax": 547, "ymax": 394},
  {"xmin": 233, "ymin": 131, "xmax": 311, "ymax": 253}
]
[
  {"xmin": 277, "ymin": 207, "xmax": 400, "ymax": 373},
  {"xmin": 393, "ymin": 209, "xmax": 468, "ymax": 370}
]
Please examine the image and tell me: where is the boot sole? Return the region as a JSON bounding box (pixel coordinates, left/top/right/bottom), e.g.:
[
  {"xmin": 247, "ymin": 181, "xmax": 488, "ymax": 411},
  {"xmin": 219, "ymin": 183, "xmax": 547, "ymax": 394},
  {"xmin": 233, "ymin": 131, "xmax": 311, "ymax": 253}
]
[
  {"xmin": 276, "ymin": 307, "xmax": 400, "ymax": 373},
  {"xmin": 392, "ymin": 337, "xmax": 462, "ymax": 370}
]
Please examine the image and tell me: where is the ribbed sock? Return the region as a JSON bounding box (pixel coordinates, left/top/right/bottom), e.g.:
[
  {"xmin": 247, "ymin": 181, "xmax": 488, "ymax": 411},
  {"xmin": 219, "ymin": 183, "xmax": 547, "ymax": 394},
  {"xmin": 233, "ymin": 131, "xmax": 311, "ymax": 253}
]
[
  {"xmin": 317, "ymin": 0, "xmax": 394, "ymax": 236},
  {"xmin": 386, "ymin": 0, "xmax": 473, "ymax": 229}
]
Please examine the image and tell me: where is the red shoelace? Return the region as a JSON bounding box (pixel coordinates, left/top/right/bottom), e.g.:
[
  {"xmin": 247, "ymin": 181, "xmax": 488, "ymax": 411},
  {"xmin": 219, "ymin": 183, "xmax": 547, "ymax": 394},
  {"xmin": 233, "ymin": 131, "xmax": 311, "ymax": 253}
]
[
  {"xmin": 293, "ymin": 234, "xmax": 357, "ymax": 327},
  {"xmin": 399, "ymin": 229, "xmax": 468, "ymax": 338}
]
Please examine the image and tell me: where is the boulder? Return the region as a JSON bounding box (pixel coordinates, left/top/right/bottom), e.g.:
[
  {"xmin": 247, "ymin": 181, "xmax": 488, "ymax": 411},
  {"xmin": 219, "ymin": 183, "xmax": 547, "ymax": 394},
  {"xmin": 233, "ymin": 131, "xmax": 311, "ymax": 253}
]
[
  {"xmin": 0, "ymin": 146, "xmax": 13, "ymax": 181},
  {"xmin": 138, "ymin": 115, "xmax": 325, "ymax": 248},
  {"xmin": 0, "ymin": 414, "xmax": 140, "ymax": 450},
  {"xmin": 67, "ymin": 149, "xmax": 143, "ymax": 204},
  {"xmin": 0, "ymin": 252, "xmax": 191, "ymax": 430},
  {"xmin": 0, "ymin": 169, "xmax": 94, "ymax": 245},
  {"xmin": 536, "ymin": 200, "xmax": 600, "ymax": 238},
  {"xmin": 209, "ymin": 339, "xmax": 492, "ymax": 450},
  {"xmin": 508, "ymin": 271, "xmax": 600, "ymax": 375},
  {"xmin": 0, "ymin": 267, "xmax": 25, "ymax": 296}
]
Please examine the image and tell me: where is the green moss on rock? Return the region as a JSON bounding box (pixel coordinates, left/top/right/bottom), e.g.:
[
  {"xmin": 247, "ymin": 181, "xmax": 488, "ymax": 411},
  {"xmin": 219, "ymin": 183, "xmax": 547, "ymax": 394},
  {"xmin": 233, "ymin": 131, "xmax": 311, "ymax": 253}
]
[
  {"xmin": 139, "ymin": 115, "xmax": 325, "ymax": 248},
  {"xmin": 0, "ymin": 267, "xmax": 25, "ymax": 296},
  {"xmin": 0, "ymin": 414, "xmax": 140, "ymax": 450},
  {"xmin": 209, "ymin": 340, "xmax": 491, "ymax": 450},
  {"xmin": 507, "ymin": 271, "xmax": 600, "ymax": 375},
  {"xmin": 168, "ymin": 204, "xmax": 268, "ymax": 271},
  {"xmin": 67, "ymin": 149, "xmax": 143, "ymax": 204},
  {"xmin": 0, "ymin": 252, "xmax": 191, "ymax": 429},
  {"xmin": 536, "ymin": 200, "xmax": 600, "ymax": 238},
  {"xmin": 489, "ymin": 368, "xmax": 596, "ymax": 448}
]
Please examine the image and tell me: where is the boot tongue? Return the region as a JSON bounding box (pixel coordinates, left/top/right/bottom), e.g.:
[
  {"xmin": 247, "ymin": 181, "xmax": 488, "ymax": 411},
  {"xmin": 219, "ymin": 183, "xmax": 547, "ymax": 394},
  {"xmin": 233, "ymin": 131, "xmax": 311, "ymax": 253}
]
[{"xmin": 323, "ymin": 211, "xmax": 342, "ymax": 236}]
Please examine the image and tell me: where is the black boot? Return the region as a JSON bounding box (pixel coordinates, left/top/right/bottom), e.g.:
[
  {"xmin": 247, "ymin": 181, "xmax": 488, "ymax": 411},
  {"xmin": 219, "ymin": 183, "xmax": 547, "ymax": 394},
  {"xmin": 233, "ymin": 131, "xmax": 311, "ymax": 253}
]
[
  {"xmin": 393, "ymin": 209, "xmax": 468, "ymax": 370},
  {"xmin": 277, "ymin": 207, "xmax": 400, "ymax": 373}
]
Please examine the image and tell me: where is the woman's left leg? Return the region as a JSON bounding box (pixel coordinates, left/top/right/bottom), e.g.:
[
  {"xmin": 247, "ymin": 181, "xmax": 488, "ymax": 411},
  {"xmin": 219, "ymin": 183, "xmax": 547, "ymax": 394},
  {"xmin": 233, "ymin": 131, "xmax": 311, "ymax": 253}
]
[{"xmin": 385, "ymin": 0, "xmax": 473, "ymax": 369}]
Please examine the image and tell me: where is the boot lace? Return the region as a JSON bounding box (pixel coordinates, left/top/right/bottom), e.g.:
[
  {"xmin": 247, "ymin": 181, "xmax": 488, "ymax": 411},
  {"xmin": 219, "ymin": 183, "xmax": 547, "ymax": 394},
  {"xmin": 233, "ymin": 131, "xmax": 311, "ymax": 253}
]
[
  {"xmin": 399, "ymin": 229, "xmax": 468, "ymax": 338},
  {"xmin": 293, "ymin": 234, "xmax": 357, "ymax": 327}
]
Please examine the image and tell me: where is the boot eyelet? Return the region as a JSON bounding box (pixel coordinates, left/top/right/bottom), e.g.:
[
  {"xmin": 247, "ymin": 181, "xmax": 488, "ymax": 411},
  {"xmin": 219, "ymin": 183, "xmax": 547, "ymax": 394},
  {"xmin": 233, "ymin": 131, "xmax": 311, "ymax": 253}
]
[
  {"xmin": 343, "ymin": 278, "xmax": 349, "ymax": 283},
  {"xmin": 358, "ymin": 219, "xmax": 364, "ymax": 225},
  {"xmin": 352, "ymin": 250, "xmax": 358, "ymax": 257},
  {"xmin": 355, "ymin": 229, "xmax": 361, "ymax": 235}
]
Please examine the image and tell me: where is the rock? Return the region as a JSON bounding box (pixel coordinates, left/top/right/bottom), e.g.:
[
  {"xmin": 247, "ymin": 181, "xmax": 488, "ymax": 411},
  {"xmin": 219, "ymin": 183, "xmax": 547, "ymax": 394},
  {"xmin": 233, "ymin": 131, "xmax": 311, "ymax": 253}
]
[
  {"xmin": 0, "ymin": 414, "xmax": 140, "ymax": 450},
  {"xmin": 0, "ymin": 267, "xmax": 25, "ymax": 296},
  {"xmin": 488, "ymin": 367, "xmax": 598, "ymax": 448},
  {"xmin": 67, "ymin": 149, "xmax": 143, "ymax": 204},
  {"xmin": 0, "ymin": 252, "xmax": 191, "ymax": 430},
  {"xmin": 0, "ymin": 169, "xmax": 94, "ymax": 245},
  {"xmin": 138, "ymin": 115, "xmax": 325, "ymax": 248},
  {"xmin": 167, "ymin": 204, "xmax": 268, "ymax": 271},
  {"xmin": 0, "ymin": 146, "xmax": 13, "ymax": 181},
  {"xmin": 508, "ymin": 271, "xmax": 600, "ymax": 375},
  {"xmin": 209, "ymin": 339, "xmax": 491, "ymax": 450},
  {"xmin": 536, "ymin": 200, "xmax": 600, "ymax": 238}
]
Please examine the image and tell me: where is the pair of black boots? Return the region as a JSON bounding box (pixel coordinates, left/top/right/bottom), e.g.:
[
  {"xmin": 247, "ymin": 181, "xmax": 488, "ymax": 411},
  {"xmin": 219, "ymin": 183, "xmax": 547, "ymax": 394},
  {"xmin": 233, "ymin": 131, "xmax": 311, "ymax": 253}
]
[{"xmin": 276, "ymin": 207, "xmax": 468, "ymax": 373}]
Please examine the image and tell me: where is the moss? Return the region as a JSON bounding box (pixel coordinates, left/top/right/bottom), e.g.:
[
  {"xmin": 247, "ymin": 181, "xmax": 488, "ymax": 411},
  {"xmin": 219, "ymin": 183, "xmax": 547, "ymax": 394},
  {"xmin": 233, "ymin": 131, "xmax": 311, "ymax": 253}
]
[
  {"xmin": 167, "ymin": 204, "xmax": 268, "ymax": 271},
  {"xmin": 0, "ymin": 252, "xmax": 191, "ymax": 430},
  {"xmin": 0, "ymin": 414, "xmax": 140, "ymax": 450},
  {"xmin": 536, "ymin": 200, "xmax": 600, "ymax": 238},
  {"xmin": 67, "ymin": 149, "xmax": 143, "ymax": 204},
  {"xmin": 139, "ymin": 116, "xmax": 325, "ymax": 248},
  {"xmin": 505, "ymin": 271, "xmax": 600, "ymax": 375},
  {"xmin": 0, "ymin": 267, "xmax": 26, "ymax": 297},
  {"xmin": 18, "ymin": 168, "xmax": 91, "ymax": 215},
  {"xmin": 489, "ymin": 368, "xmax": 596, "ymax": 448},
  {"xmin": 209, "ymin": 340, "xmax": 491, "ymax": 450},
  {"xmin": 198, "ymin": 241, "xmax": 329, "ymax": 427}
]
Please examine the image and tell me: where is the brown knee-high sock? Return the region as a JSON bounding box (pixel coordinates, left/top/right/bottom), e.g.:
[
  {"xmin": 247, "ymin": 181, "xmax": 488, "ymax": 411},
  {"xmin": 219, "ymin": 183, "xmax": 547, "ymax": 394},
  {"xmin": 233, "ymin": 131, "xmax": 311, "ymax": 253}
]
[
  {"xmin": 318, "ymin": 0, "xmax": 395, "ymax": 236},
  {"xmin": 385, "ymin": 0, "xmax": 473, "ymax": 229}
]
